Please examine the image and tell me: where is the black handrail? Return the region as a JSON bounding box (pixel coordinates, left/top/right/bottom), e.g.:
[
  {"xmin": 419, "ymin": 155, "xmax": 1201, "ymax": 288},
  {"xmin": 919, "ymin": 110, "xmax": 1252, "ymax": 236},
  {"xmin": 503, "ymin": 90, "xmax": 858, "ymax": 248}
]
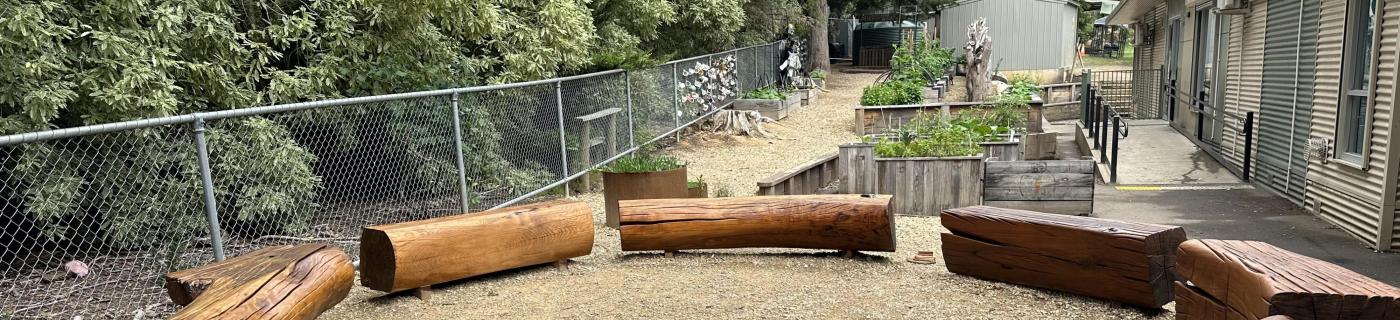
[{"xmin": 1081, "ymin": 85, "xmax": 1129, "ymax": 184}]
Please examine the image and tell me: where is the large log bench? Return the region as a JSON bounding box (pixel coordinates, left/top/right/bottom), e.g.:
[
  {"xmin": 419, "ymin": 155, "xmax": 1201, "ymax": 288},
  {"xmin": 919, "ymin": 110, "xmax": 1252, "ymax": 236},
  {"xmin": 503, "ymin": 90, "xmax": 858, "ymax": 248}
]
[
  {"xmin": 619, "ymin": 195, "xmax": 895, "ymax": 252},
  {"xmin": 1175, "ymin": 239, "xmax": 1400, "ymax": 320},
  {"xmin": 940, "ymin": 206, "xmax": 1187, "ymax": 309},
  {"xmin": 359, "ymin": 200, "xmax": 594, "ymax": 293},
  {"xmin": 163, "ymin": 244, "xmax": 355, "ymax": 320}
]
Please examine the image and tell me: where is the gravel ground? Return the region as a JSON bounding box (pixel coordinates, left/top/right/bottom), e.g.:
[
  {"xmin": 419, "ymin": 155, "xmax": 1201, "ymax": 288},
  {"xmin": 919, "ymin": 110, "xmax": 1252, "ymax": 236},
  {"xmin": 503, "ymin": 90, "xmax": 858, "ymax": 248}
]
[{"xmin": 320, "ymin": 67, "xmax": 1175, "ymax": 319}]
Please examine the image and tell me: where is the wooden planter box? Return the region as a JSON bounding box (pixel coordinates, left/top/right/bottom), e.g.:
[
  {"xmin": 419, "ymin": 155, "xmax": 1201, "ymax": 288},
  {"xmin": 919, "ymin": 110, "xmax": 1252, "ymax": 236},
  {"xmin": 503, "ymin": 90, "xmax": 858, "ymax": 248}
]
[
  {"xmin": 980, "ymin": 137, "xmax": 1022, "ymax": 161},
  {"xmin": 603, "ymin": 167, "xmax": 689, "ymax": 229},
  {"xmin": 876, "ymin": 155, "xmax": 985, "ymax": 216},
  {"xmin": 800, "ymin": 78, "xmax": 826, "ymax": 90},
  {"xmin": 688, "ymin": 183, "xmax": 708, "ymax": 198},
  {"xmin": 732, "ymin": 92, "xmax": 800, "ymax": 120},
  {"xmin": 794, "ymin": 89, "xmax": 817, "ymax": 107}
]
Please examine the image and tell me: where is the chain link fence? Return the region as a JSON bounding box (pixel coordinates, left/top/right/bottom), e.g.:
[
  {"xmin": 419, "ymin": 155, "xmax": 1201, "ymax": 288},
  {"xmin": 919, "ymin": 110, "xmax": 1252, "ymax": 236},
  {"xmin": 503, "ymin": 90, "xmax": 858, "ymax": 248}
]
[{"xmin": 0, "ymin": 41, "xmax": 786, "ymax": 319}]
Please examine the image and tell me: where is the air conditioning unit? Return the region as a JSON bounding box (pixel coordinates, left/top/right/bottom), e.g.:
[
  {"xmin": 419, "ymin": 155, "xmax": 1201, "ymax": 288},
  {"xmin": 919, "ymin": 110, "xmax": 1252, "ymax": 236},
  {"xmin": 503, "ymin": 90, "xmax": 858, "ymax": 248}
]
[{"xmin": 1217, "ymin": 0, "xmax": 1249, "ymax": 14}]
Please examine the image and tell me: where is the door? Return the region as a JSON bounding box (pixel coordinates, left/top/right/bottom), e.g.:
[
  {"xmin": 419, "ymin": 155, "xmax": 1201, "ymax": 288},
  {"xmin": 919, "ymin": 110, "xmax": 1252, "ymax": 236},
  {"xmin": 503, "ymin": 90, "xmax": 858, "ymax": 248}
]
[
  {"xmin": 1191, "ymin": 6, "xmax": 1222, "ymax": 143},
  {"xmin": 1162, "ymin": 18, "xmax": 1183, "ymax": 121}
]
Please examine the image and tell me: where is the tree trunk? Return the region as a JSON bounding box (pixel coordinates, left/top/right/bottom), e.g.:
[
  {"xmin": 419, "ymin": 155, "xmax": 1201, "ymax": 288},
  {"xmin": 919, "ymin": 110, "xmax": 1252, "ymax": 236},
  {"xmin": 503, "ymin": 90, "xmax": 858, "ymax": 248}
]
[
  {"xmin": 940, "ymin": 206, "xmax": 1187, "ymax": 308},
  {"xmin": 619, "ymin": 195, "xmax": 895, "ymax": 252},
  {"xmin": 164, "ymin": 244, "xmax": 355, "ymax": 320},
  {"xmin": 359, "ymin": 200, "xmax": 595, "ymax": 293},
  {"xmin": 1175, "ymin": 239, "xmax": 1400, "ymax": 320},
  {"xmin": 965, "ymin": 18, "xmax": 992, "ymax": 101},
  {"xmin": 807, "ymin": 0, "xmax": 831, "ymax": 72}
]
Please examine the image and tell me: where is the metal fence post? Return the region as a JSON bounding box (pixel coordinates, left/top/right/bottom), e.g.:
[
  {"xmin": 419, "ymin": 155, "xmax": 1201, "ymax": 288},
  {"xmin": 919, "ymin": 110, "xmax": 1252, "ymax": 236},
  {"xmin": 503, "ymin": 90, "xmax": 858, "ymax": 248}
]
[
  {"xmin": 754, "ymin": 47, "xmax": 761, "ymax": 88},
  {"xmin": 1081, "ymin": 69, "xmax": 1092, "ymax": 123},
  {"xmin": 1111, "ymin": 116, "xmax": 1121, "ymax": 183},
  {"xmin": 555, "ymin": 81, "xmax": 570, "ymax": 196},
  {"xmin": 673, "ymin": 63, "xmax": 681, "ymax": 143},
  {"xmin": 192, "ymin": 116, "xmax": 226, "ymax": 261},
  {"xmin": 625, "ymin": 71, "xmax": 636, "ymax": 148},
  {"xmin": 450, "ymin": 93, "xmax": 471, "ymax": 212}
]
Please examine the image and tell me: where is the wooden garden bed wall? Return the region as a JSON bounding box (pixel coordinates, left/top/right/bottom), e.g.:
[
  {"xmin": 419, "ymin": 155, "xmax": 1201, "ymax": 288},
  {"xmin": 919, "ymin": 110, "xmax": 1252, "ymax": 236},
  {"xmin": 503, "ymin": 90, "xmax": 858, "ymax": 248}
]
[
  {"xmin": 876, "ymin": 156, "xmax": 985, "ymax": 215},
  {"xmin": 755, "ymin": 152, "xmax": 841, "ymax": 195},
  {"xmin": 854, "ymin": 98, "xmax": 1045, "ymax": 136}
]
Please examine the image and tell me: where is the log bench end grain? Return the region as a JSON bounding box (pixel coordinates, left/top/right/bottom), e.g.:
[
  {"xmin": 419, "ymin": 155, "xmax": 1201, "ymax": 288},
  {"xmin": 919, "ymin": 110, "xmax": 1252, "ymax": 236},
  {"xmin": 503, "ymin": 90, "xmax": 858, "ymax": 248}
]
[
  {"xmin": 359, "ymin": 199, "xmax": 595, "ymax": 293},
  {"xmin": 939, "ymin": 206, "xmax": 1186, "ymax": 309},
  {"xmin": 1175, "ymin": 239, "xmax": 1400, "ymax": 320},
  {"xmin": 619, "ymin": 195, "xmax": 895, "ymax": 252},
  {"xmin": 163, "ymin": 244, "xmax": 355, "ymax": 320}
]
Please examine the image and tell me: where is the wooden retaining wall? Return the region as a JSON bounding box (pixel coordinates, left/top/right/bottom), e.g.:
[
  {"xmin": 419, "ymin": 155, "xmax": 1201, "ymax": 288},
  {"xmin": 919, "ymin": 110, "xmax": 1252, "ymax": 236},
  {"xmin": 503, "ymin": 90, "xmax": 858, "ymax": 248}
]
[
  {"xmin": 876, "ymin": 156, "xmax": 985, "ymax": 215},
  {"xmin": 755, "ymin": 152, "xmax": 841, "ymax": 195},
  {"xmin": 982, "ymin": 160, "xmax": 1095, "ymax": 215}
]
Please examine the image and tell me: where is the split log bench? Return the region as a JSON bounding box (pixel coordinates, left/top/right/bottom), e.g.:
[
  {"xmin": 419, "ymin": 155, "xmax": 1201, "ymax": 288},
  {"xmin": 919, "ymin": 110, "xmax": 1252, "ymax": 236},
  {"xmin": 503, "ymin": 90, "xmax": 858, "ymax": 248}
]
[
  {"xmin": 359, "ymin": 200, "xmax": 594, "ymax": 293},
  {"xmin": 940, "ymin": 206, "xmax": 1186, "ymax": 309},
  {"xmin": 619, "ymin": 195, "xmax": 895, "ymax": 253},
  {"xmin": 1174, "ymin": 239, "xmax": 1400, "ymax": 320},
  {"xmin": 163, "ymin": 244, "xmax": 355, "ymax": 320}
]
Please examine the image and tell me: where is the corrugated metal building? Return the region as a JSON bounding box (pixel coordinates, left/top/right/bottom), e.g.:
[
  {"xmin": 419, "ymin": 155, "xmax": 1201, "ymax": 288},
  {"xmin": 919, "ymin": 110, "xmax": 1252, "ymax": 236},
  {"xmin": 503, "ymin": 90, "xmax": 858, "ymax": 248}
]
[
  {"xmin": 935, "ymin": 0, "xmax": 1081, "ymax": 71},
  {"xmin": 1109, "ymin": 0, "xmax": 1400, "ymax": 250}
]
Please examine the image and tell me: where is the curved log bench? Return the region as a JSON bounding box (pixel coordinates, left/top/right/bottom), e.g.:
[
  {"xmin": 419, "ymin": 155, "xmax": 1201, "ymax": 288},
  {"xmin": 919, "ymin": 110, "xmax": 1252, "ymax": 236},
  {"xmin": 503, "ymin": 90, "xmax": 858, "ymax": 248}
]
[
  {"xmin": 163, "ymin": 244, "xmax": 355, "ymax": 320},
  {"xmin": 940, "ymin": 206, "xmax": 1186, "ymax": 309},
  {"xmin": 619, "ymin": 195, "xmax": 895, "ymax": 252},
  {"xmin": 360, "ymin": 199, "xmax": 594, "ymax": 293},
  {"xmin": 1175, "ymin": 239, "xmax": 1400, "ymax": 320}
]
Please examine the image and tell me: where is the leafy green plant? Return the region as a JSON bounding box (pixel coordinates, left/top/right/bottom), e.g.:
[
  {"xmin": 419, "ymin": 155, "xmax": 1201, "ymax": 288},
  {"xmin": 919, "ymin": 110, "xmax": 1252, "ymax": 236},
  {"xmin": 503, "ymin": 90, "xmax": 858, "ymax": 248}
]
[
  {"xmin": 714, "ymin": 185, "xmax": 734, "ymax": 197},
  {"xmin": 860, "ymin": 80, "xmax": 924, "ymax": 106},
  {"xmin": 688, "ymin": 175, "xmax": 707, "ymax": 188},
  {"xmin": 600, "ymin": 153, "xmax": 684, "ymax": 173},
  {"xmin": 874, "ymin": 113, "xmax": 984, "ymax": 158},
  {"xmin": 810, "ymin": 70, "xmax": 827, "ymax": 80},
  {"xmin": 890, "ymin": 40, "xmax": 955, "ymax": 84},
  {"xmin": 742, "ymin": 87, "xmax": 787, "ymax": 100}
]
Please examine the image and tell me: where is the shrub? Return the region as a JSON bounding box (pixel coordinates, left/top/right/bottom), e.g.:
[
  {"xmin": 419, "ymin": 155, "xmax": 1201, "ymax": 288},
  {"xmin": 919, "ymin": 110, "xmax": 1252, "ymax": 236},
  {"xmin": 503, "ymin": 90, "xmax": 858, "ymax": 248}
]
[
  {"xmin": 860, "ymin": 80, "xmax": 924, "ymax": 106},
  {"xmin": 810, "ymin": 70, "xmax": 827, "ymax": 80},
  {"xmin": 742, "ymin": 87, "xmax": 787, "ymax": 100},
  {"xmin": 890, "ymin": 40, "xmax": 956, "ymax": 84}
]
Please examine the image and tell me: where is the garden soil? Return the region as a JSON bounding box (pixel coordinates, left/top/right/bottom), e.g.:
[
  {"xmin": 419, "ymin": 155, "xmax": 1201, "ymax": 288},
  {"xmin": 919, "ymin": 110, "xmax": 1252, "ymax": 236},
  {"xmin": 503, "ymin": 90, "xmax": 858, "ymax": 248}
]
[{"xmin": 321, "ymin": 66, "xmax": 1176, "ymax": 320}]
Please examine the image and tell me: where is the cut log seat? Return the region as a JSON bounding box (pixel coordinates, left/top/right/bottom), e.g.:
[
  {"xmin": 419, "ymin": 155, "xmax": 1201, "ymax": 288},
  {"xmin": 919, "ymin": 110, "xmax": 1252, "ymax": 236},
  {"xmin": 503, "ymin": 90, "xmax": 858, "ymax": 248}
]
[
  {"xmin": 1174, "ymin": 282, "xmax": 1250, "ymax": 320},
  {"xmin": 359, "ymin": 199, "xmax": 594, "ymax": 293},
  {"xmin": 164, "ymin": 244, "xmax": 354, "ymax": 320},
  {"xmin": 1175, "ymin": 239, "xmax": 1400, "ymax": 320},
  {"xmin": 940, "ymin": 206, "xmax": 1186, "ymax": 308},
  {"xmin": 618, "ymin": 195, "xmax": 895, "ymax": 252}
]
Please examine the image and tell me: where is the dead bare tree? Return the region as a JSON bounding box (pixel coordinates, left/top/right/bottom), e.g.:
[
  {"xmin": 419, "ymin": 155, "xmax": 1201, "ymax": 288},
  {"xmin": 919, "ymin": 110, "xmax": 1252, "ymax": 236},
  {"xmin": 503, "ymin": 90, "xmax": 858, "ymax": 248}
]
[{"xmin": 965, "ymin": 18, "xmax": 992, "ymax": 101}]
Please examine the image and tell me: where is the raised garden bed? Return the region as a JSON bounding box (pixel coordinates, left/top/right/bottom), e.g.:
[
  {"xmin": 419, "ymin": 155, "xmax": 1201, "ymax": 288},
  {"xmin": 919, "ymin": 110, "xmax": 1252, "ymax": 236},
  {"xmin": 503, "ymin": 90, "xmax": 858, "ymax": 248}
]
[
  {"xmin": 876, "ymin": 155, "xmax": 985, "ymax": 215},
  {"xmin": 732, "ymin": 89, "xmax": 800, "ymax": 120}
]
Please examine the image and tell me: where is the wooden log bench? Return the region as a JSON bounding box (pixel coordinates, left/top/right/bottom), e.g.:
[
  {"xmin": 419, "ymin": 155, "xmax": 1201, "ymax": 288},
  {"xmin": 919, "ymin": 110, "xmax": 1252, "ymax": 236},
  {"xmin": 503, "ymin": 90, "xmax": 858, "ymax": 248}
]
[
  {"xmin": 619, "ymin": 195, "xmax": 895, "ymax": 253},
  {"xmin": 163, "ymin": 244, "xmax": 355, "ymax": 320},
  {"xmin": 940, "ymin": 206, "xmax": 1186, "ymax": 309},
  {"xmin": 1175, "ymin": 239, "xmax": 1400, "ymax": 320},
  {"xmin": 982, "ymin": 160, "xmax": 1095, "ymax": 215},
  {"xmin": 359, "ymin": 200, "xmax": 594, "ymax": 293}
]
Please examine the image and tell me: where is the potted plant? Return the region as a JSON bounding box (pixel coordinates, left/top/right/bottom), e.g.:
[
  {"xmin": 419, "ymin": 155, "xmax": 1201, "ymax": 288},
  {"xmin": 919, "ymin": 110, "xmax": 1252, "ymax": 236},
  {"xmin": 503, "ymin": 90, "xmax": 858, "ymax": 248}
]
[
  {"xmin": 601, "ymin": 152, "xmax": 689, "ymax": 229},
  {"xmin": 872, "ymin": 115, "xmax": 986, "ymax": 216},
  {"xmin": 688, "ymin": 175, "xmax": 709, "ymax": 198},
  {"xmin": 733, "ymin": 87, "xmax": 800, "ymax": 120}
]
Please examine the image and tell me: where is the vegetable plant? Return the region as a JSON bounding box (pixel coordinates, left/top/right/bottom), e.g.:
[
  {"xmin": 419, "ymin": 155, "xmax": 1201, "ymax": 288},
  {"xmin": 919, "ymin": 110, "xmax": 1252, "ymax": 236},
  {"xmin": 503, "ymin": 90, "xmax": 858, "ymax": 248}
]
[
  {"xmin": 810, "ymin": 70, "xmax": 827, "ymax": 80},
  {"xmin": 860, "ymin": 80, "xmax": 923, "ymax": 106},
  {"xmin": 600, "ymin": 152, "xmax": 685, "ymax": 173},
  {"xmin": 741, "ymin": 87, "xmax": 787, "ymax": 100}
]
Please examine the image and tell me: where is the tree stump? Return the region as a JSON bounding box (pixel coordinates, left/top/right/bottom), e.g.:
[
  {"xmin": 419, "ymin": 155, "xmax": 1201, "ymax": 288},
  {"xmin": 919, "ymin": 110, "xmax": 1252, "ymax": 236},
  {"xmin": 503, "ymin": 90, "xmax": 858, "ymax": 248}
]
[
  {"xmin": 1175, "ymin": 239, "xmax": 1400, "ymax": 320},
  {"xmin": 965, "ymin": 18, "xmax": 993, "ymax": 101},
  {"xmin": 940, "ymin": 206, "xmax": 1186, "ymax": 308},
  {"xmin": 619, "ymin": 195, "xmax": 895, "ymax": 252},
  {"xmin": 360, "ymin": 199, "xmax": 594, "ymax": 293},
  {"xmin": 163, "ymin": 244, "xmax": 354, "ymax": 320}
]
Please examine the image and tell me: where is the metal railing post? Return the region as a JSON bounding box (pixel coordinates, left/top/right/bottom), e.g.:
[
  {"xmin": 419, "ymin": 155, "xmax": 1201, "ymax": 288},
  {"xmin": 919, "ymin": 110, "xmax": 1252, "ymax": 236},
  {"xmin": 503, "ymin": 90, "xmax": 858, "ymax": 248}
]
[
  {"xmin": 554, "ymin": 81, "xmax": 570, "ymax": 196},
  {"xmin": 1091, "ymin": 94, "xmax": 1101, "ymax": 149},
  {"xmin": 1111, "ymin": 115, "xmax": 1121, "ymax": 183},
  {"xmin": 450, "ymin": 93, "xmax": 471, "ymax": 212},
  {"xmin": 1099, "ymin": 104, "xmax": 1109, "ymax": 164},
  {"xmin": 1081, "ymin": 69, "xmax": 1092, "ymax": 123},
  {"xmin": 754, "ymin": 47, "xmax": 761, "ymax": 88},
  {"xmin": 1243, "ymin": 112, "xmax": 1255, "ymax": 182},
  {"xmin": 625, "ymin": 71, "xmax": 636, "ymax": 148},
  {"xmin": 673, "ymin": 63, "xmax": 682, "ymax": 143},
  {"xmin": 192, "ymin": 116, "xmax": 226, "ymax": 261}
]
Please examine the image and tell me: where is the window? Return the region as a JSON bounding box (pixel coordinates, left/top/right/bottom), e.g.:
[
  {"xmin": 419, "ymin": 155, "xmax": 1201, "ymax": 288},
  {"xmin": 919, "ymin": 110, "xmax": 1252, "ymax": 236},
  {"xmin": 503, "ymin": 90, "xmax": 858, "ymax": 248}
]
[{"xmin": 1338, "ymin": 0, "xmax": 1378, "ymax": 165}]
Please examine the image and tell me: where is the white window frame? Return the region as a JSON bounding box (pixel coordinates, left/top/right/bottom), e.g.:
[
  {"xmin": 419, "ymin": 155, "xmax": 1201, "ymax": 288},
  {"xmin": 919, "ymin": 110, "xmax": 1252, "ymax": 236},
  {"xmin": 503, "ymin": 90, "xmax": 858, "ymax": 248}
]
[{"xmin": 1337, "ymin": 0, "xmax": 1381, "ymax": 168}]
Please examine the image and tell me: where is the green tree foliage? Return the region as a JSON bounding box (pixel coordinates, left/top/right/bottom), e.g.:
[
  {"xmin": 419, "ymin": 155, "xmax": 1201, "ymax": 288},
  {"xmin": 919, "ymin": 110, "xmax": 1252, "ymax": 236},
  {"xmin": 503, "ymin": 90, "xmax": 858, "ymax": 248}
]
[{"xmin": 649, "ymin": 0, "xmax": 747, "ymax": 57}]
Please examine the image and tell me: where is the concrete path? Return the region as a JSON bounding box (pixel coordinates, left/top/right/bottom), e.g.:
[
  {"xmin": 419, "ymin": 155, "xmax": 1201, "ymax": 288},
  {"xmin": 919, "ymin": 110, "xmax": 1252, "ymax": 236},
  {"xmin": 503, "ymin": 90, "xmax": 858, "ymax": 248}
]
[
  {"xmin": 1110, "ymin": 120, "xmax": 1242, "ymax": 185},
  {"xmin": 1094, "ymin": 186, "xmax": 1400, "ymax": 285}
]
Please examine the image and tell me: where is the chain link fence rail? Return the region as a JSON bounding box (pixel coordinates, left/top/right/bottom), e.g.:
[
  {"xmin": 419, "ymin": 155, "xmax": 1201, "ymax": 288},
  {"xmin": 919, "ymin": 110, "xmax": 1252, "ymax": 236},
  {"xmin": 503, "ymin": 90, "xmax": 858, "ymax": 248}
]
[{"xmin": 0, "ymin": 41, "xmax": 785, "ymax": 319}]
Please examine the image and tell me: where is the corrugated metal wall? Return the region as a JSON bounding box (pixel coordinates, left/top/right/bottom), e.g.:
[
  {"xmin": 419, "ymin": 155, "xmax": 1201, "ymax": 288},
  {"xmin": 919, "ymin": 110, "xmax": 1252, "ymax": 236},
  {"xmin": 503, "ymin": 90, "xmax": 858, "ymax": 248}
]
[
  {"xmin": 1305, "ymin": 0, "xmax": 1387, "ymax": 247},
  {"xmin": 1217, "ymin": 0, "xmax": 1269, "ymax": 170},
  {"xmin": 1255, "ymin": 0, "xmax": 1316, "ymax": 204},
  {"xmin": 937, "ymin": 0, "xmax": 1078, "ymax": 70},
  {"xmin": 1379, "ymin": 0, "xmax": 1400, "ymax": 250}
]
